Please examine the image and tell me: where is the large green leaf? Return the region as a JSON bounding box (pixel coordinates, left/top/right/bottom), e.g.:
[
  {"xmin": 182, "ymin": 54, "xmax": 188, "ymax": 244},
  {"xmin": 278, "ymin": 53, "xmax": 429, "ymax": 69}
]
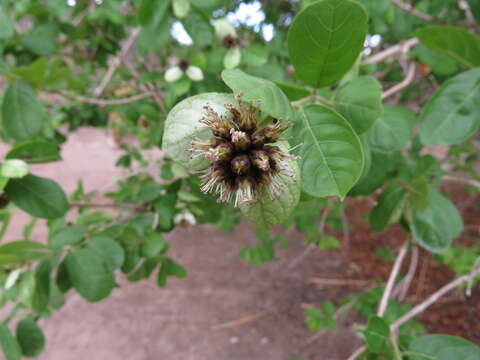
[
  {"xmin": 0, "ymin": 324, "xmax": 21, "ymax": 360},
  {"xmin": 0, "ymin": 6, "xmax": 14, "ymax": 39},
  {"xmin": 287, "ymin": 0, "xmax": 368, "ymax": 88},
  {"xmin": 137, "ymin": 0, "xmax": 170, "ymax": 25},
  {"xmin": 16, "ymin": 317, "xmax": 45, "ymax": 358},
  {"xmin": 86, "ymin": 237, "xmax": 125, "ymax": 272},
  {"xmin": 240, "ymin": 143, "xmax": 300, "ymax": 230},
  {"xmin": 293, "ymin": 105, "xmax": 364, "ymax": 199},
  {"xmin": 367, "ymin": 106, "xmax": 416, "ymax": 153},
  {"xmin": 5, "ymin": 174, "xmax": 69, "ymax": 219},
  {"xmin": 162, "ymin": 93, "xmax": 234, "ymax": 170},
  {"xmin": 182, "ymin": 7, "xmax": 213, "ymax": 47},
  {"xmin": 48, "ymin": 226, "xmax": 86, "ymax": 250},
  {"xmin": 332, "ymin": 76, "xmax": 383, "ymax": 134},
  {"xmin": 0, "ymin": 241, "xmax": 53, "ymax": 266},
  {"xmin": 2, "ymin": 80, "xmax": 44, "ymax": 142},
  {"xmin": 6, "ymin": 141, "xmax": 62, "ymax": 163},
  {"xmin": 65, "ymin": 248, "xmax": 115, "ymax": 302},
  {"xmin": 419, "ymin": 68, "xmax": 480, "ymax": 146},
  {"xmin": 409, "ymin": 335, "xmax": 480, "ymax": 360},
  {"xmin": 410, "ymin": 190, "xmax": 463, "ymax": 253},
  {"xmin": 32, "ymin": 260, "xmax": 51, "ymax": 313},
  {"xmin": 21, "ymin": 23, "xmax": 59, "ymax": 57},
  {"xmin": 370, "ymin": 184, "xmax": 407, "ymax": 231},
  {"xmin": 221, "ymin": 69, "xmax": 294, "ymax": 120},
  {"xmin": 415, "ymin": 25, "xmax": 480, "ymax": 68}
]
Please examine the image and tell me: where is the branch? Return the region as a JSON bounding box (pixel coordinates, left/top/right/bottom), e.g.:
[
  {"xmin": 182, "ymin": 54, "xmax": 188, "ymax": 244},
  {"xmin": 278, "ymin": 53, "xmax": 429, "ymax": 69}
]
[
  {"xmin": 382, "ymin": 62, "xmax": 416, "ymax": 100},
  {"xmin": 93, "ymin": 27, "xmax": 141, "ymax": 97},
  {"xmin": 363, "ymin": 38, "xmax": 418, "ymax": 65},
  {"xmin": 393, "ymin": 0, "xmax": 434, "ymax": 22},
  {"xmin": 391, "ymin": 266, "xmax": 480, "ymax": 331},
  {"xmin": 377, "ymin": 242, "xmax": 409, "ymax": 317},
  {"xmin": 396, "ymin": 245, "xmax": 419, "ymax": 301},
  {"xmin": 442, "ymin": 175, "xmax": 480, "ymax": 191},
  {"xmin": 63, "ymin": 91, "xmax": 155, "ymax": 106}
]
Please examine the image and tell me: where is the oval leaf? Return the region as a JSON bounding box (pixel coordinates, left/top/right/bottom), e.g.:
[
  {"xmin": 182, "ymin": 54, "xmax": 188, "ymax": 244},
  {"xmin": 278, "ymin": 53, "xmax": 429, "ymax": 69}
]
[
  {"xmin": 65, "ymin": 248, "xmax": 115, "ymax": 302},
  {"xmin": 6, "ymin": 141, "xmax": 61, "ymax": 163},
  {"xmin": 333, "ymin": 76, "xmax": 383, "ymax": 134},
  {"xmin": 287, "ymin": 0, "xmax": 368, "ymax": 88},
  {"xmin": 370, "ymin": 184, "xmax": 407, "ymax": 231},
  {"xmin": 293, "ymin": 105, "xmax": 364, "ymax": 199},
  {"xmin": 410, "ymin": 190, "xmax": 463, "ymax": 253},
  {"xmin": 221, "ymin": 69, "xmax": 294, "ymax": 120},
  {"xmin": 240, "ymin": 144, "xmax": 300, "ymax": 230},
  {"xmin": 415, "ymin": 25, "xmax": 480, "ymax": 68},
  {"xmin": 162, "ymin": 93, "xmax": 234, "ymax": 170},
  {"xmin": 367, "ymin": 106, "xmax": 416, "ymax": 152},
  {"xmin": 5, "ymin": 174, "xmax": 69, "ymax": 219},
  {"xmin": 0, "ymin": 324, "xmax": 21, "ymax": 360},
  {"xmin": 2, "ymin": 80, "xmax": 44, "ymax": 142},
  {"xmin": 0, "ymin": 241, "xmax": 52, "ymax": 266},
  {"xmin": 419, "ymin": 68, "xmax": 480, "ymax": 145},
  {"xmin": 16, "ymin": 317, "xmax": 45, "ymax": 357},
  {"xmin": 409, "ymin": 335, "xmax": 480, "ymax": 360},
  {"xmin": 86, "ymin": 236, "xmax": 125, "ymax": 272}
]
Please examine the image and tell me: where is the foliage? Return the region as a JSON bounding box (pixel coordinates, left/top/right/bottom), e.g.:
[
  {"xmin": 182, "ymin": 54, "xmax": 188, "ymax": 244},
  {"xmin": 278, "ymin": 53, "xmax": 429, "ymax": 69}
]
[{"xmin": 0, "ymin": 0, "xmax": 479, "ymax": 358}]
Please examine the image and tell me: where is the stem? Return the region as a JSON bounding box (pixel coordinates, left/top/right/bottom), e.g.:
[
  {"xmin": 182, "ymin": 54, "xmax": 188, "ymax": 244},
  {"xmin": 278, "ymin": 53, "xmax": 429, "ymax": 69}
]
[
  {"xmin": 392, "ymin": 0, "xmax": 434, "ymax": 22},
  {"xmin": 382, "ymin": 63, "xmax": 416, "ymax": 100},
  {"xmin": 377, "ymin": 241, "xmax": 409, "ymax": 317},
  {"xmin": 390, "ymin": 336, "xmax": 403, "ymax": 360},
  {"xmin": 62, "ymin": 91, "xmax": 155, "ymax": 106}
]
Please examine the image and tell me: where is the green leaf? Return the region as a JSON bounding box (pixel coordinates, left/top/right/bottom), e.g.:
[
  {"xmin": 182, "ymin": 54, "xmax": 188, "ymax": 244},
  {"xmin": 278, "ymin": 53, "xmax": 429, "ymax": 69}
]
[
  {"xmin": 414, "ymin": 44, "xmax": 459, "ymax": 76},
  {"xmin": 415, "ymin": 25, "xmax": 480, "ymax": 68},
  {"xmin": 21, "ymin": 23, "xmax": 59, "ymax": 57},
  {"xmin": 5, "ymin": 174, "xmax": 69, "ymax": 219},
  {"xmin": 370, "ymin": 185, "xmax": 407, "ymax": 231},
  {"xmin": 137, "ymin": 0, "xmax": 170, "ymax": 25},
  {"xmin": 182, "ymin": 7, "xmax": 213, "ymax": 47},
  {"xmin": 48, "ymin": 226, "xmax": 86, "ymax": 250},
  {"xmin": 162, "ymin": 93, "xmax": 234, "ymax": 170},
  {"xmin": 157, "ymin": 258, "xmax": 187, "ymax": 287},
  {"xmin": 0, "ymin": 324, "xmax": 21, "ymax": 360},
  {"xmin": 154, "ymin": 194, "xmax": 177, "ymax": 231},
  {"xmin": 0, "ymin": 241, "xmax": 52, "ymax": 266},
  {"xmin": 293, "ymin": 104, "xmax": 364, "ymax": 199},
  {"xmin": 287, "ymin": 0, "xmax": 368, "ymax": 88},
  {"xmin": 141, "ymin": 233, "xmax": 167, "ymax": 258},
  {"xmin": 240, "ymin": 144, "xmax": 300, "ymax": 230},
  {"xmin": 32, "ymin": 260, "xmax": 51, "ymax": 313},
  {"xmin": 16, "ymin": 317, "xmax": 45, "ymax": 358},
  {"xmin": 6, "ymin": 141, "xmax": 62, "ymax": 163},
  {"xmin": 138, "ymin": 17, "xmax": 172, "ymax": 54},
  {"xmin": 332, "ymin": 76, "xmax": 383, "ymax": 134},
  {"xmin": 172, "ymin": 0, "xmax": 190, "ymax": 18},
  {"xmin": 65, "ymin": 248, "xmax": 115, "ymax": 302},
  {"xmin": 221, "ymin": 69, "xmax": 295, "ymax": 120},
  {"xmin": 409, "ymin": 335, "xmax": 480, "ymax": 360},
  {"xmin": 2, "ymin": 80, "xmax": 44, "ymax": 142},
  {"xmin": 419, "ymin": 68, "xmax": 480, "ymax": 146},
  {"xmin": 0, "ymin": 6, "xmax": 14, "ymax": 39},
  {"xmin": 367, "ymin": 106, "xmax": 416, "ymax": 153},
  {"xmin": 275, "ymin": 82, "xmax": 311, "ymax": 102},
  {"xmin": 363, "ymin": 316, "xmax": 390, "ymax": 353},
  {"xmin": 86, "ymin": 237, "xmax": 125, "ymax": 272},
  {"xmin": 242, "ymin": 43, "xmax": 268, "ymax": 67},
  {"xmin": 410, "ymin": 190, "xmax": 463, "ymax": 253}
]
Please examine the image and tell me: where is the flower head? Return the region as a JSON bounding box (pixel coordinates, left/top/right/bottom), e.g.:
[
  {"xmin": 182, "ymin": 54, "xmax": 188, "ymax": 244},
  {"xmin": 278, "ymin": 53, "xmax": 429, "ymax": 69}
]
[
  {"xmin": 165, "ymin": 60, "xmax": 204, "ymax": 83},
  {"xmin": 190, "ymin": 95, "xmax": 295, "ymax": 207}
]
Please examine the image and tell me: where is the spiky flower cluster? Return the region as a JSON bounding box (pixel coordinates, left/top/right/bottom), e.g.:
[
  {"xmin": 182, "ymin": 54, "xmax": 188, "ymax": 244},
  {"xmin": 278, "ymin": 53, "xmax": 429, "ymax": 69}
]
[{"xmin": 190, "ymin": 96, "xmax": 295, "ymax": 207}]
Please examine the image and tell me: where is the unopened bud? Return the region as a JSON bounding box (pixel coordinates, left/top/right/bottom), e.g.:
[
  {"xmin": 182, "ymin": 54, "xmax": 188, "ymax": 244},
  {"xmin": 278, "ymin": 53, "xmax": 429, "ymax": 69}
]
[
  {"xmin": 250, "ymin": 150, "xmax": 270, "ymax": 172},
  {"xmin": 230, "ymin": 129, "xmax": 251, "ymax": 151},
  {"xmin": 231, "ymin": 154, "xmax": 251, "ymax": 175}
]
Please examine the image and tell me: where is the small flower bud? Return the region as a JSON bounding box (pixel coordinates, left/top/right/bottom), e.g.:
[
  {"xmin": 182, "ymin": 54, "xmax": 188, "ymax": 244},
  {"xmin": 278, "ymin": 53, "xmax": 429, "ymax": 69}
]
[
  {"xmin": 230, "ymin": 129, "xmax": 251, "ymax": 151},
  {"xmin": 1, "ymin": 159, "xmax": 29, "ymax": 178},
  {"xmin": 164, "ymin": 66, "xmax": 183, "ymax": 82},
  {"xmin": 231, "ymin": 154, "xmax": 251, "ymax": 175},
  {"xmin": 214, "ymin": 19, "xmax": 237, "ymax": 40},
  {"xmin": 186, "ymin": 66, "xmax": 204, "ymax": 81},
  {"xmin": 250, "ymin": 150, "xmax": 270, "ymax": 172},
  {"xmin": 224, "ymin": 47, "xmax": 241, "ymax": 69}
]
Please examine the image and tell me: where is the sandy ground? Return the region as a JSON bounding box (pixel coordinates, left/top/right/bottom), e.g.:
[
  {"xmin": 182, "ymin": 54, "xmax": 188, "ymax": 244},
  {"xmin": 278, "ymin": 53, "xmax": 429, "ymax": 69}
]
[{"xmin": 2, "ymin": 128, "xmax": 359, "ymax": 360}]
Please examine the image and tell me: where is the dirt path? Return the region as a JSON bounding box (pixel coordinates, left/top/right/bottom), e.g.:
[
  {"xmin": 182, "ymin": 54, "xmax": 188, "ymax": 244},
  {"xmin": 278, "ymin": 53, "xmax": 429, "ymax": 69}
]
[{"xmin": 2, "ymin": 128, "xmax": 358, "ymax": 360}]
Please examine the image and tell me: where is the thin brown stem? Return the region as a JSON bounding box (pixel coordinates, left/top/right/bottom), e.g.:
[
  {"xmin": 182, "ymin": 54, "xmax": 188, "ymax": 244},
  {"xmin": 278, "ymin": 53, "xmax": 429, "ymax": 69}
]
[
  {"xmin": 382, "ymin": 62, "xmax": 416, "ymax": 100},
  {"xmin": 393, "ymin": 0, "xmax": 433, "ymax": 22},
  {"xmin": 63, "ymin": 91, "xmax": 155, "ymax": 106}
]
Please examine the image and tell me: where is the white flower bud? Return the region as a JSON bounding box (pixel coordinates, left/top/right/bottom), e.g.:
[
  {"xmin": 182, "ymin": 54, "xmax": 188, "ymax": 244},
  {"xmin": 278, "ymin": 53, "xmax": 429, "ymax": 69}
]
[
  {"xmin": 164, "ymin": 66, "xmax": 183, "ymax": 82},
  {"xmin": 185, "ymin": 66, "xmax": 204, "ymax": 81},
  {"xmin": 1, "ymin": 159, "xmax": 29, "ymax": 178},
  {"xmin": 172, "ymin": 0, "xmax": 190, "ymax": 18},
  {"xmin": 174, "ymin": 212, "xmax": 196, "ymax": 226},
  {"xmin": 224, "ymin": 47, "xmax": 241, "ymax": 69},
  {"xmin": 214, "ymin": 19, "xmax": 237, "ymax": 40}
]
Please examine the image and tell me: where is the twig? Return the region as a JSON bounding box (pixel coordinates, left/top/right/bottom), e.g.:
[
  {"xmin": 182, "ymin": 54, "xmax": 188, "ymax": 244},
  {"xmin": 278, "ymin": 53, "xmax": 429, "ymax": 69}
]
[
  {"xmin": 63, "ymin": 91, "xmax": 154, "ymax": 106},
  {"xmin": 382, "ymin": 62, "xmax": 416, "ymax": 100},
  {"xmin": 212, "ymin": 312, "xmax": 266, "ymax": 330},
  {"xmin": 466, "ymin": 257, "xmax": 480, "ymax": 296},
  {"xmin": 442, "ymin": 175, "xmax": 480, "ymax": 191},
  {"xmin": 341, "ymin": 207, "xmax": 350, "ymax": 248},
  {"xmin": 397, "ymin": 246, "xmax": 419, "ymax": 301},
  {"xmin": 377, "ymin": 242, "xmax": 409, "ymax": 317},
  {"xmin": 363, "ymin": 38, "xmax": 418, "ymax": 65},
  {"xmin": 93, "ymin": 27, "xmax": 141, "ymax": 97},
  {"xmin": 393, "ymin": 0, "xmax": 433, "ymax": 22},
  {"xmin": 391, "ymin": 266, "xmax": 480, "ymax": 330},
  {"xmin": 347, "ymin": 345, "xmax": 367, "ymax": 360},
  {"xmin": 309, "ymin": 278, "xmax": 371, "ymax": 288}
]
